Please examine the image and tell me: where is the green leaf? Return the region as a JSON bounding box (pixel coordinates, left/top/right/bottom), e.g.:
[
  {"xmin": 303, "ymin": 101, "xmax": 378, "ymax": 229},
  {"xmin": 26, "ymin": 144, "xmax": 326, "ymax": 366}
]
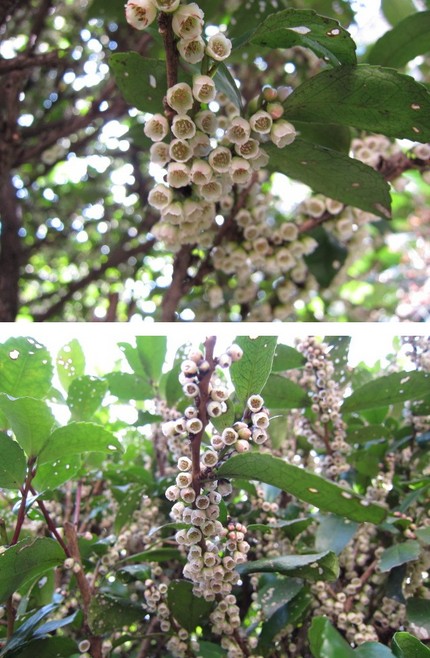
[
  {"xmin": 354, "ymin": 642, "xmax": 396, "ymax": 658},
  {"xmin": 258, "ymin": 587, "xmax": 312, "ymax": 654},
  {"xmin": 406, "ymin": 599, "xmax": 430, "ymax": 634},
  {"xmin": 283, "ymin": 65, "xmax": 430, "ymax": 142},
  {"xmin": 106, "ymin": 372, "xmax": 153, "ymax": 401},
  {"xmin": 346, "ymin": 425, "xmax": 387, "ymax": 444},
  {"xmin": 37, "ymin": 422, "xmax": 122, "ymax": 464},
  {"xmin": 304, "ymin": 227, "xmax": 348, "ymax": 288},
  {"xmin": 342, "ymin": 371, "xmax": 430, "ymax": 412},
  {"xmin": 0, "ymin": 432, "xmax": 26, "ymax": 489},
  {"xmin": 114, "ymin": 486, "xmax": 143, "ymax": 534},
  {"xmin": 121, "ymin": 547, "xmax": 184, "ymax": 563},
  {"xmin": 381, "ymin": 0, "xmax": 416, "ymax": 26},
  {"xmin": 416, "ymin": 527, "xmax": 430, "ymax": 543},
  {"xmin": 56, "ymin": 339, "xmax": 85, "ymax": 392},
  {"xmin": 88, "ymin": 593, "xmax": 143, "ymax": 633},
  {"xmin": 32, "ymin": 454, "xmax": 81, "ymax": 491},
  {"xmin": 379, "ymin": 540, "xmax": 421, "ymax": 572},
  {"xmin": 292, "ymin": 121, "xmax": 351, "ymax": 153},
  {"xmin": 368, "ymin": 11, "xmax": 430, "ymax": 68},
  {"xmin": 256, "ymin": 575, "xmax": 303, "ymax": 619},
  {"xmin": 67, "ymin": 375, "xmax": 107, "ymax": 421},
  {"xmin": 217, "ymin": 453, "xmax": 387, "ymax": 523},
  {"xmin": 315, "ymin": 515, "xmax": 358, "ymax": 555},
  {"xmin": 136, "ymin": 336, "xmax": 167, "ymax": 384},
  {"xmin": 0, "ymin": 538, "xmax": 64, "ymax": 603},
  {"xmin": 2, "ymin": 637, "xmax": 78, "ymax": 658},
  {"xmin": 392, "ymin": 632, "xmax": 430, "ymax": 658},
  {"xmin": 230, "ymin": 337, "xmax": 277, "ymax": 407},
  {"xmin": 264, "ymin": 140, "xmax": 391, "ymax": 219},
  {"xmin": 167, "ymin": 580, "xmax": 213, "ymax": 632},
  {"xmin": 0, "ymin": 337, "xmax": 52, "ymax": 399},
  {"xmin": 210, "ymin": 397, "xmax": 236, "ymax": 432},
  {"xmin": 213, "ymin": 62, "xmax": 243, "ymax": 110},
  {"xmin": 196, "ymin": 642, "xmax": 227, "ymax": 658},
  {"xmin": 241, "ymin": 8, "xmax": 356, "ymax": 66},
  {"xmin": 109, "ymin": 54, "xmax": 166, "ymax": 113},
  {"xmin": 309, "ymin": 616, "xmax": 355, "ymax": 658},
  {"xmin": 272, "ymin": 344, "xmax": 306, "ymax": 372},
  {"xmin": 0, "ymin": 395, "xmax": 56, "ymax": 458},
  {"xmin": 238, "ymin": 550, "xmax": 339, "ymax": 580},
  {"xmin": 1, "ymin": 602, "xmax": 58, "ymax": 655},
  {"xmin": 262, "ymin": 374, "xmax": 310, "ymax": 410}
]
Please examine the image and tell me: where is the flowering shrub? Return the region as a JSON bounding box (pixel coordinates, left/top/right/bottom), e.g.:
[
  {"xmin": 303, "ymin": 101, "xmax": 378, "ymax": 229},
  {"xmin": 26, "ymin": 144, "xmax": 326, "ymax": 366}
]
[{"xmin": 0, "ymin": 334, "xmax": 429, "ymax": 657}]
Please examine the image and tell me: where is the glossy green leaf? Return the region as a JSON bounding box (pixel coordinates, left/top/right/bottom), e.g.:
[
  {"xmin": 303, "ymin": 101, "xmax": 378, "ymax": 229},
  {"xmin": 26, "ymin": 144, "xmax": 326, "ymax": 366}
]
[
  {"xmin": 293, "ymin": 121, "xmax": 351, "ymax": 153},
  {"xmin": 309, "ymin": 616, "xmax": 355, "ymax": 658},
  {"xmin": 56, "ymin": 339, "xmax": 85, "ymax": 392},
  {"xmin": 416, "ymin": 527, "xmax": 430, "ymax": 543},
  {"xmin": 256, "ymin": 575, "xmax": 303, "ymax": 619},
  {"xmin": 106, "ymin": 372, "xmax": 153, "ymax": 401},
  {"xmin": 0, "ymin": 395, "xmax": 56, "ymax": 458},
  {"xmin": 0, "ymin": 337, "xmax": 52, "ymax": 399},
  {"xmin": 258, "ymin": 587, "xmax": 312, "ymax": 654},
  {"xmin": 214, "ymin": 62, "xmax": 243, "ymax": 110},
  {"xmin": 354, "ymin": 642, "xmax": 396, "ymax": 658},
  {"xmin": 32, "ymin": 454, "xmax": 81, "ymax": 491},
  {"xmin": 262, "ymin": 374, "xmax": 310, "ymax": 410},
  {"xmin": 217, "ymin": 453, "xmax": 387, "ymax": 523},
  {"xmin": 88, "ymin": 593, "xmax": 143, "ymax": 634},
  {"xmin": 239, "ymin": 8, "xmax": 356, "ymax": 66},
  {"xmin": 167, "ymin": 580, "xmax": 213, "ymax": 632},
  {"xmin": 196, "ymin": 642, "xmax": 227, "ymax": 658},
  {"xmin": 109, "ymin": 54, "xmax": 166, "ymax": 113},
  {"xmin": 264, "ymin": 140, "xmax": 391, "ymax": 219},
  {"xmin": 114, "ymin": 486, "xmax": 143, "ymax": 533},
  {"xmin": 272, "ymin": 344, "xmax": 306, "ymax": 372},
  {"xmin": 2, "ymin": 636, "xmax": 78, "ymax": 658},
  {"xmin": 0, "ymin": 602, "xmax": 58, "ymax": 655},
  {"xmin": 283, "ymin": 65, "xmax": 430, "ymax": 142},
  {"xmin": 379, "ymin": 540, "xmax": 421, "ymax": 572},
  {"xmin": 248, "ymin": 518, "xmax": 313, "ymax": 540},
  {"xmin": 406, "ymin": 599, "xmax": 430, "ymax": 634},
  {"xmin": 305, "ymin": 227, "xmax": 348, "ymax": 288},
  {"xmin": 346, "ymin": 425, "xmax": 387, "ymax": 444},
  {"xmin": 392, "ymin": 632, "xmax": 430, "ymax": 658},
  {"xmin": 0, "ymin": 538, "xmax": 64, "ymax": 603},
  {"xmin": 315, "ymin": 515, "xmax": 358, "ymax": 555},
  {"xmin": 136, "ymin": 336, "xmax": 167, "ymax": 384},
  {"xmin": 0, "ymin": 432, "xmax": 26, "ymax": 489},
  {"xmin": 238, "ymin": 550, "xmax": 339, "ymax": 580},
  {"xmin": 121, "ymin": 547, "xmax": 184, "ymax": 563},
  {"xmin": 67, "ymin": 375, "xmax": 107, "ymax": 421},
  {"xmin": 368, "ymin": 11, "xmax": 430, "ymax": 68},
  {"xmin": 230, "ymin": 337, "xmax": 277, "ymax": 407},
  {"xmin": 37, "ymin": 422, "xmax": 122, "ymax": 464},
  {"xmin": 381, "ymin": 0, "xmax": 416, "ymax": 26},
  {"xmin": 342, "ymin": 371, "xmax": 430, "ymax": 412}
]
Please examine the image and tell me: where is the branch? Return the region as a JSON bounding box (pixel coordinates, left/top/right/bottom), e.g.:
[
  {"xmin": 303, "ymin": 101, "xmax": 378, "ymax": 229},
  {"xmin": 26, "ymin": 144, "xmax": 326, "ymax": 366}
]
[{"xmin": 158, "ymin": 12, "xmax": 179, "ymax": 120}]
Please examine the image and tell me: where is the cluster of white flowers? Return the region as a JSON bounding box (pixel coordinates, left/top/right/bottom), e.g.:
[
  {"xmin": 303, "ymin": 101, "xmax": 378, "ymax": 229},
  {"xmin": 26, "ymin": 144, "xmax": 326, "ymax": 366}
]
[
  {"xmin": 160, "ymin": 343, "xmax": 274, "ymax": 657},
  {"xmin": 125, "ymin": 0, "xmax": 297, "ymax": 250}
]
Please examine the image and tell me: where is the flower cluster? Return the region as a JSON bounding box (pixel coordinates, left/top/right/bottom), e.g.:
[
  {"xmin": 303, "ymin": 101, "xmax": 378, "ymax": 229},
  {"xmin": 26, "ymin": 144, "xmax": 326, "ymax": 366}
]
[
  {"xmin": 161, "ymin": 342, "xmax": 274, "ymax": 658},
  {"xmin": 125, "ymin": 0, "xmax": 297, "ymax": 250}
]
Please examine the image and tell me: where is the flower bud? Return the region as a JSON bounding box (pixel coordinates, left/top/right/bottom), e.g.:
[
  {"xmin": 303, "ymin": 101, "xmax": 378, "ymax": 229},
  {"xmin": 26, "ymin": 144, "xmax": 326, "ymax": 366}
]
[
  {"xmin": 206, "ymin": 33, "xmax": 232, "ymax": 61},
  {"xmin": 235, "ymin": 138, "xmax": 259, "ymax": 160},
  {"xmin": 144, "ymin": 113, "xmax": 169, "ymax": 142},
  {"xmin": 249, "ymin": 110, "xmax": 273, "ymax": 134},
  {"xmin": 208, "ymin": 146, "xmax": 232, "ymax": 173},
  {"xmin": 270, "ymin": 120, "xmax": 296, "ymax": 148},
  {"xmin": 149, "ymin": 141, "xmax": 170, "ymax": 166},
  {"xmin": 167, "ymin": 162, "xmax": 191, "ymax": 188},
  {"xmin": 172, "ymin": 3, "xmax": 204, "ymax": 39},
  {"xmin": 125, "ymin": 0, "xmax": 157, "ymax": 30},
  {"xmin": 230, "ymin": 157, "xmax": 252, "ymax": 185},
  {"xmin": 192, "ymin": 75, "xmax": 216, "ymax": 103},
  {"xmin": 225, "ymin": 117, "xmax": 251, "ymax": 145},
  {"xmin": 190, "ymin": 159, "xmax": 213, "ymax": 185},
  {"xmin": 166, "ymin": 82, "xmax": 194, "ymax": 113},
  {"xmin": 148, "ymin": 183, "xmax": 172, "ymax": 210}
]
